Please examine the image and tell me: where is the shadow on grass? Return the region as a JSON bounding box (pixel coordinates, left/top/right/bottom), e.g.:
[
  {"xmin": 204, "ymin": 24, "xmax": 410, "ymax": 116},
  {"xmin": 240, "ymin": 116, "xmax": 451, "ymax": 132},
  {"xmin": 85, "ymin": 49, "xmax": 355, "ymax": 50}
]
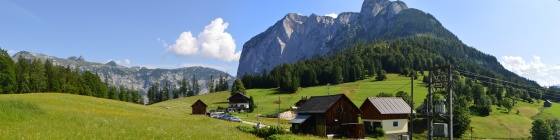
[{"xmin": 212, "ymin": 101, "xmax": 228, "ymax": 104}]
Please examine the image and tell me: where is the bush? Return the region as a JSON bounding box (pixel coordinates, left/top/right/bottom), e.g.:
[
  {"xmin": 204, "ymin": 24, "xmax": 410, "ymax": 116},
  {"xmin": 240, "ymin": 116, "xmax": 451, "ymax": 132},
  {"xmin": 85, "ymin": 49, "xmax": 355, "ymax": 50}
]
[
  {"xmin": 237, "ymin": 125, "xmax": 286, "ymax": 138},
  {"xmin": 267, "ymin": 134, "xmax": 299, "ymax": 140},
  {"xmin": 374, "ymin": 127, "xmax": 385, "ymax": 137},
  {"xmin": 236, "ymin": 125, "xmax": 254, "ymax": 133}
]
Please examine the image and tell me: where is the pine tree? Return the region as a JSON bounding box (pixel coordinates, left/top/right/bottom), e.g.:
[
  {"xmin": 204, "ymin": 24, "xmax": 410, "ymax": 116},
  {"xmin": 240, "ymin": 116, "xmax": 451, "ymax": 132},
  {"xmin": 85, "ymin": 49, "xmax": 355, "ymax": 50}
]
[
  {"xmin": 15, "ymin": 56, "xmax": 31, "ymax": 93},
  {"xmin": 231, "ymin": 78, "xmax": 246, "ymax": 95},
  {"xmin": 249, "ymin": 95, "xmax": 256, "ymax": 113},
  {"xmin": 119, "ymin": 85, "xmax": 127, "ymax": 101},
  {"xmin": 0, "ymin": 48, "xmax": 17, "ymax": 94},
  {"xmin": 192, "ymin": 76, "xmax": 200, "ymax": 96},
  {"xmin": 208, "ymin": 75, "xmax": 215, "ymax": 93}
]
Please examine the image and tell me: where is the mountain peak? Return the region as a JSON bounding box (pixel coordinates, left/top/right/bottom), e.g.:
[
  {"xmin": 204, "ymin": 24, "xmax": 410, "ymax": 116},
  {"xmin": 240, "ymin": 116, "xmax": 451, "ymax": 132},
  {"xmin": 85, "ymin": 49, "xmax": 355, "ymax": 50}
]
[
  {"xmin": 76, "ymin": 55, "xmax": 85, "ymax": 61},
  {"xmin": 360, "ymin": 0, "xmax": 407, "ymax": 18}
]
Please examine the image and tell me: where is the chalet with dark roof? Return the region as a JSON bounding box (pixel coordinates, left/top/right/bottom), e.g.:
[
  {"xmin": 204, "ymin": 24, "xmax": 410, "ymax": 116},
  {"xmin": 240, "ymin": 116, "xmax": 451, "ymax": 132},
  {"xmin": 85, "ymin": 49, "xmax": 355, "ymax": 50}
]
[
  {"xmin": 227, "ymin": 93, "xmax": 250, "ymax": 112},
  {"xmin": 290, "ymin": 94, "xmax": 363, "ymax": 138},
  {"xmin": 360, "ymin": 97, "xmax": 411, "ymax": 134},
  {"xmin": 294, "ymin": 96, "xmax": 308, "ymax": 108},
  {"xmin": 191, "ymin": 99, "xmax": 208, "ymax": 115}
]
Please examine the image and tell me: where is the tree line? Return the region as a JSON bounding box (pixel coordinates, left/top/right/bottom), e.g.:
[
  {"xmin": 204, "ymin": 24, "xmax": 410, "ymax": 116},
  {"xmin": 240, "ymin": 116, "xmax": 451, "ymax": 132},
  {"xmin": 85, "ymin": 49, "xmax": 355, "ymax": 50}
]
[
  {"xmin": 0, "ymin": 48, "xmax": 142, "ymax": 104},
  {"xmin": 145, "ymin": 74, "xmax": 230, "ymax": 104},
  {"xmin": 242, "ymin": 36, "xmax": 538, "ymax": 93}
]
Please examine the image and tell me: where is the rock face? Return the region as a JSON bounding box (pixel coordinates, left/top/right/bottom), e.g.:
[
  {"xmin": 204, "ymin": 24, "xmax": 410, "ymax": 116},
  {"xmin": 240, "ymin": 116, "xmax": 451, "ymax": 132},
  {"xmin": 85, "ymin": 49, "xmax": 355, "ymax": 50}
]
[
  {"xmin": 237, "ymin": 0, "xmax": 410, "ymax": 77},
  {"xmin": 12, "ymin": 51, "xmax": 233, "ymax": 95}
]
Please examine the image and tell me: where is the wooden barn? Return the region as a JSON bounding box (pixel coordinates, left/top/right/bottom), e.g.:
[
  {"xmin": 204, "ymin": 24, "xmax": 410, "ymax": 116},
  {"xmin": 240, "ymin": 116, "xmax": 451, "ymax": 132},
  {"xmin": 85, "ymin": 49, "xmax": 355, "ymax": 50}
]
[
  {"xmin": 191, "ymin": 99, "xmax": 208, "ymax": 115},
  {"xmin": 360, "ymin": 97, "xmax": 411, "ymax": 135},
  {"xmin": 227, "ymin": 93, "xmax": 250, "ymax": 112},
  {"xmin": 290, "ymin": 94, "xmax": 363, "ymax": 138},
  {"xmin": 545, "ymin": 100, "xmax": 552, "ymax": 107}
]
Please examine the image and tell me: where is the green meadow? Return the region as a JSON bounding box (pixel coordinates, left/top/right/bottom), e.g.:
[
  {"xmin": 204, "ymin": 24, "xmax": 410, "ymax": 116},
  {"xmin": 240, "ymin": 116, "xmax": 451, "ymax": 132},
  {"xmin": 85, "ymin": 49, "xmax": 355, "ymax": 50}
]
[
  {"xmin": 2, "ymin": 74, "xmax": 559, "ymax": 139},
  {"xmin": 0, "ymin": 93, "xmax": 258, "ymax": 139}
]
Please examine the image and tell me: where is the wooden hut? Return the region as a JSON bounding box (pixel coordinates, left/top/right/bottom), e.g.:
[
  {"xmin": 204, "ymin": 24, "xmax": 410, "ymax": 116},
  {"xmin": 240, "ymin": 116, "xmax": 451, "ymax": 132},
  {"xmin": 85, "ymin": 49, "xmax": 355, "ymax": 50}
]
[
  {"xmin": 545, "ymin": 100, "xmax": 552, "ymax": 107},
  {"xmin": 360, "ymin": 97, "xmax": 411, "ymax": 134},
  {"xmin": 290, "ymin": 94, "xmax": 363, "ymax": 138},
  {"xmin": 191, "ymin": 99, "xmax": 208, "ymax": 115}
]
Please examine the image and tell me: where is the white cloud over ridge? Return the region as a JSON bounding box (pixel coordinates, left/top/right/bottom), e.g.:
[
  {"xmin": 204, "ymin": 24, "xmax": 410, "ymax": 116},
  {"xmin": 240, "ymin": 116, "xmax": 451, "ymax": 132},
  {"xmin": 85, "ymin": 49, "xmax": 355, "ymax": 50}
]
[
  {"xmin": 166, "ymin": 18, "xmax": 241, "ymax": 62},
  {"xmin": 500, "ymin": 55, "xmax": 560, "ymax": 86},
  {"xmin": 325, "ymin": 13, "xmax": 338, "ymax": 18},
  {"xmin": 125, "ymin": 59, "xmax": 130, "ymax": 65}
]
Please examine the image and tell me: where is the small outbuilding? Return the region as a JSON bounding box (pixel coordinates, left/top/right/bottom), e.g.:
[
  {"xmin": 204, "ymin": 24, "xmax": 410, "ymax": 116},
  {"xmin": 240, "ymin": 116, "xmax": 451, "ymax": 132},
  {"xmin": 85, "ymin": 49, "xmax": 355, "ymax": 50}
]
[
  {"xmin": 544, "ymin": 100, "xmax": 552, "ymax": 107},
  {"xmin": 227, "ymin": 93, "xmax": 250, "ymax": 112},
  {"xmin": 191, "ymin": 99, "xmax": 208, "ymax": 115},
  {"xmin": 290, "ymin": 94, "xmax": 363, "ymax": 138},
  {"xmin": 360, "ymin": 97, "xmax": 411, "ymax": 135}
]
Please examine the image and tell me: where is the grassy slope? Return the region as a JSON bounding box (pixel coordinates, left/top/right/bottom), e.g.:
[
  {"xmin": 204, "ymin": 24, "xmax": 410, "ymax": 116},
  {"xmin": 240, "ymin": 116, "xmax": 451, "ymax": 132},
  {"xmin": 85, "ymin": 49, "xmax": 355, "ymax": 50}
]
[
  {"xmin": 160, "ymin": 74, "xmax": 559, "ymax": 139},
  {"xmin": 0, "ymin": 93, "xmax": 258, "ymax": 140}
]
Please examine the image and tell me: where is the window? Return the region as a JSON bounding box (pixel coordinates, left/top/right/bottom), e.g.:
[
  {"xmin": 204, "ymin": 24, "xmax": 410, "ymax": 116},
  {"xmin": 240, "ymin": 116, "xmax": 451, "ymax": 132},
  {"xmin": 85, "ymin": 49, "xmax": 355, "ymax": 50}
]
[{"xmin": 393, "ymin": 121, "xmax": 398, "ymax": 127}]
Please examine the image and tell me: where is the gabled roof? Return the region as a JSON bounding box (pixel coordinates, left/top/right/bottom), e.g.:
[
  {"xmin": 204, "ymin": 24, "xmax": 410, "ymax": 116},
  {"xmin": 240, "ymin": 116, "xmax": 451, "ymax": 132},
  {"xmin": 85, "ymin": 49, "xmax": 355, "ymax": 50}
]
[
  {"xmin": 298, "ymin": 94, "xmax": 361, "ymax": 114},
  {"xmin": 227, "ymin": 93, "xmax": 250, "ymax": 103},
  {"xmin": 191, "ymin": 99, "xmax": 208, "ymax": 107},
  {"xmin": 365, "ymin": 97, "xmax": 410, "ymax": 114}
]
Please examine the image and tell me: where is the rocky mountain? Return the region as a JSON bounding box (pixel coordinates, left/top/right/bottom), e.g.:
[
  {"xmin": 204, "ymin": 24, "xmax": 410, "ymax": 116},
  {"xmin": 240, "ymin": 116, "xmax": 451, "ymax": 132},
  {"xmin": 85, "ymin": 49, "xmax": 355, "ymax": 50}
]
[
  {"xmin": 11, "ymin": 51, "xmax": 233, "ymax": 94},
  {"xmin": 237, "ymin": 0, "xmax": 456, "ymax": 77}
]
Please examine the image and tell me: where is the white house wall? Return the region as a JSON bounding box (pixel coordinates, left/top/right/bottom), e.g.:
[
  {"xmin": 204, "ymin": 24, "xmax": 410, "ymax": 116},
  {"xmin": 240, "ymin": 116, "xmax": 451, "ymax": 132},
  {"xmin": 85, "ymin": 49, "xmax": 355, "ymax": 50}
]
[{"xmin": 362, "ymin": 119, "xmax": 408, "ymax": 134}]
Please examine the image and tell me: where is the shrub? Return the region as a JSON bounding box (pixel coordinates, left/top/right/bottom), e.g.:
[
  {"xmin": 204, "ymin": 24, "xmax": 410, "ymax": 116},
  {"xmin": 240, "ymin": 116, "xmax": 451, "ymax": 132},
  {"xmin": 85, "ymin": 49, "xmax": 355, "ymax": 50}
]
[
  {"xmin": 267, "ymin": 134, "xmax": 298, "ymax": 140},
  {"xmin": 374, "ymin": 127, "xmax": 385, "ymax": 137},
  {"xmin": 237, "ymin": 125, "xmax": 287, "ymax": 138},
  {"xmin": 236, "ymin": 126, "xmax": 254, "ymax": 133}
]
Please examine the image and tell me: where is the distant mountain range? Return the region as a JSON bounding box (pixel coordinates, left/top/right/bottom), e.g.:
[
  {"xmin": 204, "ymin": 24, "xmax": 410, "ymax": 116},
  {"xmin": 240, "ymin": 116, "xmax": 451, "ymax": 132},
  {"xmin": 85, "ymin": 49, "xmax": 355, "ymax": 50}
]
[{"xmin": 11, "ymin": 51, "xmax": 233, "ymax": 94}]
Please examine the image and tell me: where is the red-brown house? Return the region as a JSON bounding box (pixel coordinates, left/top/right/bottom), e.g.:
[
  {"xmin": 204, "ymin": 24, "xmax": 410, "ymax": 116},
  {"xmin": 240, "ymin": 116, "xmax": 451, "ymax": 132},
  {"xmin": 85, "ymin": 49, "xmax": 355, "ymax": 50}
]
[
  {"xmin": 360, "ymin": 97, "xmax": 410, "ymax": 134},
  {"xmin": 290, "ymin": 94, "xmax": 364, "ymax": 138},
  {"xmin": 191, "ymin": 99, "xmax": 208, "ymax": 115}
]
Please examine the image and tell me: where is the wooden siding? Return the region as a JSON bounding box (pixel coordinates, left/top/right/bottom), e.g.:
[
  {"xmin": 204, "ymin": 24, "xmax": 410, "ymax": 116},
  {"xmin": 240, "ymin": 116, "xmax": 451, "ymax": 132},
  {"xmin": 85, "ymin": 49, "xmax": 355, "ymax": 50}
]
[
  {"xmin": 192, "ymin": 106, "xmax": 206, "ymax": 115},
  {"xmin": 323, "ymin": 96, "xmax": 361, "ymax": 136}
]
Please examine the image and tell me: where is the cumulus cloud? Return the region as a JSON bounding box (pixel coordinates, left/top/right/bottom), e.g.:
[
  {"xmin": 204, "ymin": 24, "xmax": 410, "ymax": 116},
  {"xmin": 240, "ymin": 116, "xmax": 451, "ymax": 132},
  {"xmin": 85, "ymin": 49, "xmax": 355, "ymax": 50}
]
[
  {"xmin": 325, "ymin": 13, "xmax": 338, "ymax": 18},
  {"xmin": 125, "ymin": 59, "xmax": 131, "ymax": 65},
  {"xmin": 165, "ymin": 18, "xmax": 241, "ymax": 62},
  {"xmin": 500, "ymin": 55, "xmax": 560, "ymax": 86},
  {"xmin": 500, "ymin": 55, "xmax": 560, "ymax": 76}
]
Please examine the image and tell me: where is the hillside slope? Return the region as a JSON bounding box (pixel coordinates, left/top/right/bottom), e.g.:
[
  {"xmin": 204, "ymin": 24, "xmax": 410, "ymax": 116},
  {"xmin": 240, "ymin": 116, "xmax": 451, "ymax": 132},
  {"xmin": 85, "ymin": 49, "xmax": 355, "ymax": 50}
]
[
  {"xmin": 161, "ymin": 74, "xmax": 553, "ymax": 139},
  {"xmin": 0, "ymin": 93, "xmax": 257, "ymax": 139}
]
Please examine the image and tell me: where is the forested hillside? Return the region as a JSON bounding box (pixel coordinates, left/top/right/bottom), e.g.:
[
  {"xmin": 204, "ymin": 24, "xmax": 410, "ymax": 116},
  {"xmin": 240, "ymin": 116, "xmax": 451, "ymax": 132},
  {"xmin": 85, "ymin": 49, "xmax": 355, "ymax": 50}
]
[{"xmin": 242, "ymin": 36, "xmax": 539, "ymax": 92}]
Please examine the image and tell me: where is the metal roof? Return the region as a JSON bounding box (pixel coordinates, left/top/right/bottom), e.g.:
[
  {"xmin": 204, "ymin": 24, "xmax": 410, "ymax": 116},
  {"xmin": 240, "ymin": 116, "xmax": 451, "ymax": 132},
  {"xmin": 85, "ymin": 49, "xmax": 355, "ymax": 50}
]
[
  {"xmin": 289, "ymin": 115, "xmax": 311, "ymax": 124},
  {"xmin": 367, "ymin": 97, "xmax": 411, "ymax": 114}
]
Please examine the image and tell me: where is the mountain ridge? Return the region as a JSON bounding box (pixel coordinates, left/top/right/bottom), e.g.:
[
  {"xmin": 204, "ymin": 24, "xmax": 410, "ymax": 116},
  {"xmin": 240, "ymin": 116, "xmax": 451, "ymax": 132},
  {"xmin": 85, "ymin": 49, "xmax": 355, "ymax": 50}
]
[
  {"xmin": 237, "ymin": 0, "xmax": 457, "ymax": 77},
  {"xmin": 11, "ymin": 51, "xmax": 234, "ymax": 95}
]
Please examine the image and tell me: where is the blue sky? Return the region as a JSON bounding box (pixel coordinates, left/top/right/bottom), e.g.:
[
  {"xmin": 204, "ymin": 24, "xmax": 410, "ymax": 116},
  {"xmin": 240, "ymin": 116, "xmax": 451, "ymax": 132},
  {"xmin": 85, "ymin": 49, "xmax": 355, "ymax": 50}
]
[{"xmin": 1, "ymin": 0, "xmax": 559, "ymax": 86}]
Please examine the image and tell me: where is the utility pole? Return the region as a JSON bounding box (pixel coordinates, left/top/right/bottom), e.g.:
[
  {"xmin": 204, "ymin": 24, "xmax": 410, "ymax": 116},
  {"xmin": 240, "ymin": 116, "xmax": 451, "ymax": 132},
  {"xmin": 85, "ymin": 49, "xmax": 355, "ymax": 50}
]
[
  {"xmin": 410, "ymin": 75, "xmax": 414, "ymax": 139},
  {"xmin": 278, "ymin": 96, "xmax": 280, "ymax": 126},
  {"xmin": 427, "ymin": 65, "xmax": 453, "ymax": 140},
  {"xmin": 428, "ymin": 70, "xmax": 433, "ymax": 140},
  {"xmin": 327, "ymin": 83, "xmax": 330, "ymax": 95},
  {"xmin": 257, "ymin": 101, "xmax": 260, "ymax": 122},
  {"xmin": 448, "ymin": 65, "xmax": 453, "ymax": 140}
]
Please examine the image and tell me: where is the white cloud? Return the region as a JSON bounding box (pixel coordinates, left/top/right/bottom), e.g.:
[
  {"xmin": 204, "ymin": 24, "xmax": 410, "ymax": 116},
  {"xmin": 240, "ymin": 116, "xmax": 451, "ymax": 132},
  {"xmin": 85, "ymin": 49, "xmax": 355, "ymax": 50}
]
[
  {"xmin": 125, "ymin": 59, "xmax": 131, "ymax": 65},
  {"xmin": 325, "ymin": 13, "xmax": 338, "ymax": 18},
  {"xmin": 500, "ymin": 55, "xmax": 560, "ymax": 86},
  {"xmin": 500, "ymin": 55, "xmax": 560, "ymax": 76},
  {"xmin": 7, "ymin": 50, "xmax": 17, "ymax": 56},
  {"xmin": 165, "ymin": 18, "xmax": 241, "ymax": 62}
]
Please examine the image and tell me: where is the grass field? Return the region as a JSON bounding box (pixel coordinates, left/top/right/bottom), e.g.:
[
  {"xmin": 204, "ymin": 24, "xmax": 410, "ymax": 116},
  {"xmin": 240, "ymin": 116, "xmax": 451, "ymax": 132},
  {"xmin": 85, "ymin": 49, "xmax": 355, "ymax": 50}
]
[
  {"xmin": 0, "ymin": 93, "xmax": 259, "ymax": 139},
  {"xmin": 2, "ymin": 73, "xmax": 557, "ymax": 139},
  {"xmin": 160, "ymin": 73, "xmax": 552, "ymax": 139}
]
